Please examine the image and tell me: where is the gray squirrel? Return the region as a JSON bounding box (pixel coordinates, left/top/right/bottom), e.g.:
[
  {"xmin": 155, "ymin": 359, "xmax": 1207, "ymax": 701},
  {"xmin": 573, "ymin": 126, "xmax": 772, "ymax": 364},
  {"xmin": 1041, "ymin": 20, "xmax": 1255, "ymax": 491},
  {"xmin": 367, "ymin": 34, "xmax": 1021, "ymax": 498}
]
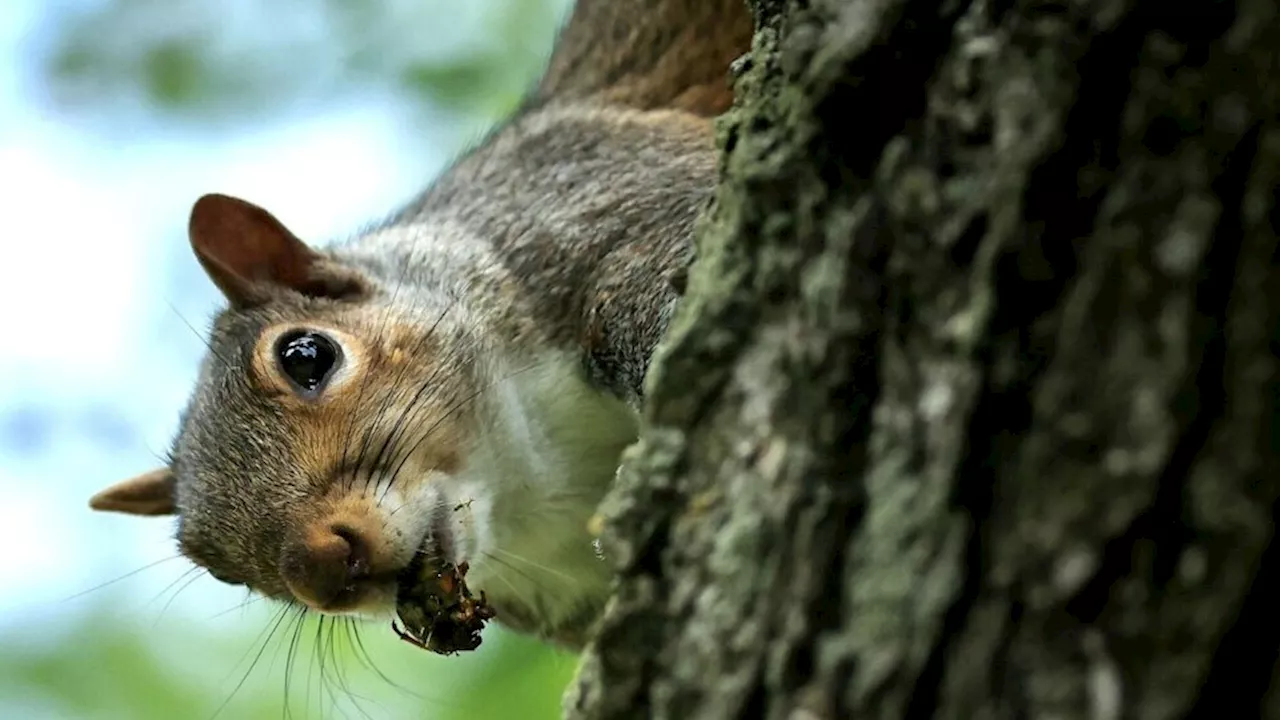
[{"xmin": 89, "ymin": 0, "xmax": 753, "ymax": 649}]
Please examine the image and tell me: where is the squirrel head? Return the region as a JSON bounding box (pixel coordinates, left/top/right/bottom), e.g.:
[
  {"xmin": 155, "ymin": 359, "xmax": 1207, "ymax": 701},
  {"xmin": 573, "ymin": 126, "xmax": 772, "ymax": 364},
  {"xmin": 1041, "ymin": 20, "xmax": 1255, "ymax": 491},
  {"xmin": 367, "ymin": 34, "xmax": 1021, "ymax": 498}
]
[{"xmin": 90, "ymin": 194, "xmax": 482, "ymax": 615}]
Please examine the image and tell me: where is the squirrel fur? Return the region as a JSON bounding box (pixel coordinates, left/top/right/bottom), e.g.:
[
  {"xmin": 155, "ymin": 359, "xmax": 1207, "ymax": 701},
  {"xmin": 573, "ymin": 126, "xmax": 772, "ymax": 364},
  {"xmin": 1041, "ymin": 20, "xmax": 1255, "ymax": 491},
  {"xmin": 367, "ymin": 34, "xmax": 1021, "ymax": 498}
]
[{"xmin": 89, "ymin": 0, "xmax": 754, "ymax": 649}]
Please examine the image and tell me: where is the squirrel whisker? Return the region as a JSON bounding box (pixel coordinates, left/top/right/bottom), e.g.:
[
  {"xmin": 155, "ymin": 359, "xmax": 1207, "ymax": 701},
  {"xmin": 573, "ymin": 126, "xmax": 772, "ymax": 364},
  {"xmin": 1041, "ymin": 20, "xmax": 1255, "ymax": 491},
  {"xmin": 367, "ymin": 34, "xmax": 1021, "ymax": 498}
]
[
  {"xmin": 280, "ymin": 606, "xmax": 310, "ymax": 719},
  {"xmin": 148, "ymin": 565, "xmax": 208, "ymax": 625},
  {"xmin": 165, "ymin": 299, "xmax": 234, "ymax": 370},
  {"xmin": 211, "ymin": 602, "xmax": 297, "ymax": 720},
  {"xmin": 480, "ymin": 551, "xmax": 561, "ymax": 601},
  {"xmin": 59, "ymin": 553, "xmax": 185, "ymax": 604},
  {"xmin": 338, "ymin": 290, "xmax": 433, "ymax": 499},
  {"xmin": 368, "ymin": 335, "xmax": 466, "ymax": 505},
  {"xmin": 207, "ymin": 593, "xmax": 266, "ymax": 621},
  {"xmin": 485, "ymin": 547, "xmax": 586, "ymax": 588}
]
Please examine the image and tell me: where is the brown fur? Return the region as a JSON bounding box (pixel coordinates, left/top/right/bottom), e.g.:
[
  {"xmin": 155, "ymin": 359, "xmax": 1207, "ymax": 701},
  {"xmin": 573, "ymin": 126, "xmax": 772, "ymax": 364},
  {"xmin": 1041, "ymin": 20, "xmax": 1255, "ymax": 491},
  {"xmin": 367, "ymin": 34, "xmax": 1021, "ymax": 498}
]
[
  {"xmin": 91, "ymin": 0, "xmax": 755, "ymax": 647},
  {"xmin": 536, "ymin": 0, "xmax": 753, "ymax": 116}
]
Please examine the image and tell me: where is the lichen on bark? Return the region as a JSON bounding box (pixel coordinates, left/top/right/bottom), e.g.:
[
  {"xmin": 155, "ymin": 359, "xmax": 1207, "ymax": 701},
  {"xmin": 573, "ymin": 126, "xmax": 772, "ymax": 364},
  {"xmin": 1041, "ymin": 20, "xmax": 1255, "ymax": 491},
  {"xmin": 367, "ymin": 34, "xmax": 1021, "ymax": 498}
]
[{"xmin": 567, "ymin": 0, "xmax": 1280, "ymax": 718}]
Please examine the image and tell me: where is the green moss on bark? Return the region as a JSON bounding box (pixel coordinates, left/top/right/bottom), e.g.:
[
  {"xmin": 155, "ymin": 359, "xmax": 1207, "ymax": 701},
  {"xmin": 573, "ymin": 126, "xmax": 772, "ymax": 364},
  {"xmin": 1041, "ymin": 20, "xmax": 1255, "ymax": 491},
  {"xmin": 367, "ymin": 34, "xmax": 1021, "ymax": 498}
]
[{"xmin": 568, "ymin": 0, "xmax": 1280, "ymax": 718}]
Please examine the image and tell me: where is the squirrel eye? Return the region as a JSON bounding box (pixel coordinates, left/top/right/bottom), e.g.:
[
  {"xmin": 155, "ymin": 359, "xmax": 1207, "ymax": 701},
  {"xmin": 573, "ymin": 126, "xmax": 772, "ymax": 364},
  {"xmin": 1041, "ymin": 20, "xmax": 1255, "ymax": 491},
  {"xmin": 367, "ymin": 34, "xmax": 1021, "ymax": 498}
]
[{"xmin": 275, "ymin": 330, "xmax": 341, "ymax": 395}]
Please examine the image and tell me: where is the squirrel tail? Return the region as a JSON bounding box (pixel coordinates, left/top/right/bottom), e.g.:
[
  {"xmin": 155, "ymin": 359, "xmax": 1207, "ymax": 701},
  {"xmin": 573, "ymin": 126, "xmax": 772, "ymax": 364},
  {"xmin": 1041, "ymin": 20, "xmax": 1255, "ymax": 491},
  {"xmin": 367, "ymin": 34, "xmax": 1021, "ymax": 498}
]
[{"xmin": 534, "ymin": 0, "xmax": 754, "ymax": 117}]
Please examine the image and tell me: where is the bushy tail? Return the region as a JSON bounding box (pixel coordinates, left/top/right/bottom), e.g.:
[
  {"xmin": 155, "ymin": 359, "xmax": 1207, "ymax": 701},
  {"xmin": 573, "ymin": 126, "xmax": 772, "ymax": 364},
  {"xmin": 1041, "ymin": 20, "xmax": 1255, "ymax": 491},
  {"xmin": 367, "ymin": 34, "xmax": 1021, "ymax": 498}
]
[{"xmin": 535, "ymin": 0, "xmax": 754, "ymax": 116}]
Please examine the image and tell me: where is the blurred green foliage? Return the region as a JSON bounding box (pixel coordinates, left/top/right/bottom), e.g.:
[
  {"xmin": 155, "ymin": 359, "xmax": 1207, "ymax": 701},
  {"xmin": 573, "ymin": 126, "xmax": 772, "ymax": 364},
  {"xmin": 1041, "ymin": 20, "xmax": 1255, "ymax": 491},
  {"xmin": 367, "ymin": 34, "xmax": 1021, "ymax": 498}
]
[
  {"xmin": 35, "ymin": 0, "xmax": 571, "ymax": 128},
  {"xmin": 1, "ymin": 594, "xmax": 578, "ymax": 718}
]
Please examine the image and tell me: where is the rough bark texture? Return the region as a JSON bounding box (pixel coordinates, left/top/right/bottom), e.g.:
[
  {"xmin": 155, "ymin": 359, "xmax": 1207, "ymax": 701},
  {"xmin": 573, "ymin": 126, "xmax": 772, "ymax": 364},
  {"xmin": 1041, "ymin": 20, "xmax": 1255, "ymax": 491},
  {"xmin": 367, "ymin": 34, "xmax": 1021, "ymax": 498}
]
[{"xmin": 567, "ymin": 0, "xmax": 1280, "ymax": 718}]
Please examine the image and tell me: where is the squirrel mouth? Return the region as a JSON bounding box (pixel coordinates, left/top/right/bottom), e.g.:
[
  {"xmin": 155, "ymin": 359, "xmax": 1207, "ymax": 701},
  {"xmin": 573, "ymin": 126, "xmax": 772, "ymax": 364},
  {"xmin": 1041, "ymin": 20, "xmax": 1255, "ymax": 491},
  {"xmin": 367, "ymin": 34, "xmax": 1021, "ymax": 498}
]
[
  {"xmin": 396, "ymin": 501, "xmax": 455, "ymax": 593},
  {"xmin": 389, "ymin": 500, "xmax": 495, "ymax": 655}
]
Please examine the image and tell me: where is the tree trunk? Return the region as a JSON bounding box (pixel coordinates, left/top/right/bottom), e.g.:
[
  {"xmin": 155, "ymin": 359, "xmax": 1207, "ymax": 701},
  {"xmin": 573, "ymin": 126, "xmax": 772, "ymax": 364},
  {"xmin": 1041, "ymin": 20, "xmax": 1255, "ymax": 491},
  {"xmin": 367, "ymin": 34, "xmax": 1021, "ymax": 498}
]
[{"xmin": 565, "ymin": 0, "xmax": 1280, "ymax": 718}]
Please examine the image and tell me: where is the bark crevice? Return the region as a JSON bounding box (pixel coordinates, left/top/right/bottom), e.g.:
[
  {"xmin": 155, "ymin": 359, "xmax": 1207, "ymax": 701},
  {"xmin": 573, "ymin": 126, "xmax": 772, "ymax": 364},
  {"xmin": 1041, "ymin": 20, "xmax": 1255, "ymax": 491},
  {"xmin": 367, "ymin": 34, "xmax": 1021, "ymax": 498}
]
[{"xmin": 566, "ymin": 0, "xmax": 1280, "ymax": 717}]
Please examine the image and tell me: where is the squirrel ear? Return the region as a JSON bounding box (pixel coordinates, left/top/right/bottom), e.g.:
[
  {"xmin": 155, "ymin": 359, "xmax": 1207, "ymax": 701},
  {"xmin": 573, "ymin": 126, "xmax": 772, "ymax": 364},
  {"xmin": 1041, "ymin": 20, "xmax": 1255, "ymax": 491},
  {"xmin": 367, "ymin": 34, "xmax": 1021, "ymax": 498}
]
[
  {"xmin": 188, "ymin": 194, "xmax": 360, "ymax": 308},
  {"xmin": 89, "ymin": 468, "xmax": 176, "ymax": 516}
]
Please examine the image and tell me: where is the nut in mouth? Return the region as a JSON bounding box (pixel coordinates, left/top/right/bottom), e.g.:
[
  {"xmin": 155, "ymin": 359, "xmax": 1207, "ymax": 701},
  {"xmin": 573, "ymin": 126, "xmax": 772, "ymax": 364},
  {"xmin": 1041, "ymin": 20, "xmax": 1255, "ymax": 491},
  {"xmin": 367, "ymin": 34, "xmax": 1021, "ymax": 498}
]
[{"xmin": 391, "ymin": 505, "xmax": 494, "ymax": 654}]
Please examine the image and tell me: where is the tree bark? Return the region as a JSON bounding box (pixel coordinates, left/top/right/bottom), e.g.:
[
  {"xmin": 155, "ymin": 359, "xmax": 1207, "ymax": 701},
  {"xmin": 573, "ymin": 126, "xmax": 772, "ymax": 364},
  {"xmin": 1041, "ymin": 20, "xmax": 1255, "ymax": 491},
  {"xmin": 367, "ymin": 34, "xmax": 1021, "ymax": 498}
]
[{"xmin": 566, "ymin": 0, "xmax": 1280, "ymax": 718}]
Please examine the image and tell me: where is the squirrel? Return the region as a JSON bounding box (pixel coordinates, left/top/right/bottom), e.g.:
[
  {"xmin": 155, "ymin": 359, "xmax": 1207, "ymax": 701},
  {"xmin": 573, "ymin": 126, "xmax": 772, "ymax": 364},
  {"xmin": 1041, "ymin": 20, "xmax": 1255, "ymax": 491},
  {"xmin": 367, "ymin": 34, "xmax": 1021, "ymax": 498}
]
[{"xmin": 88, "ymin": 0, "xmax": 754, "ymax": 650}]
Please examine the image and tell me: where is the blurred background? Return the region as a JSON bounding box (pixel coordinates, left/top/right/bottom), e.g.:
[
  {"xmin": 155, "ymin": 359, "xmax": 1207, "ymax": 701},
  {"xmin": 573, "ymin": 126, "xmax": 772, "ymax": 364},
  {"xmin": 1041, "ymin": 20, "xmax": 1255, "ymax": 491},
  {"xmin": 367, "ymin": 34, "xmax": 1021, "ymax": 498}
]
[{"xmin": 0, "ymin": 0, "xmax": 583, "ymax": 717}]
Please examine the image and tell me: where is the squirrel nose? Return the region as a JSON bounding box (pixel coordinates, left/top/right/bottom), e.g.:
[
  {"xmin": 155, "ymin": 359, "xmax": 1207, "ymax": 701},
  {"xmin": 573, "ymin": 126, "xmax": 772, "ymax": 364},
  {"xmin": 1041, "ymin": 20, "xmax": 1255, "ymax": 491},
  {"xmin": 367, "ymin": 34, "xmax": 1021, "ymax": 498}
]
[{"xmin": 280, "ymin": 523, "xmax": 373, "ymax": 610}]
